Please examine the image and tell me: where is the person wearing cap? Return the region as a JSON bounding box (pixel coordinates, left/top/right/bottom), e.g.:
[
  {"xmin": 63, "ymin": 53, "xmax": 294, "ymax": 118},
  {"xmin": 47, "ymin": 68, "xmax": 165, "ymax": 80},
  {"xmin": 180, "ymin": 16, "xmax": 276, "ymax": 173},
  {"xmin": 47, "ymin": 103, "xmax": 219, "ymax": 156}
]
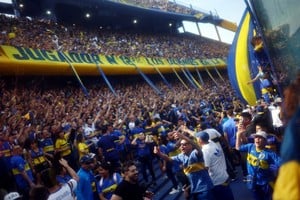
[
  {"xmin": 154, "ymin": 130, "xmax": 214, "ymax": 200},
  {"xmin": 238, "ymin": 112, "xmax": 256, "ymax": 180},
  {"xmin": 197, "ymin": 131, "xmax": 234, "ymax": 200},
  {"xmin": 4, "ymin": 192, "xmax": 22, "ymax": 200},
  {"xmin": 76, "ymin": 153, "xmax": 97, "ymax": 200},
  {"xmin": 236, "ymin": 127, "xmax": 281, "ymax": 200}
]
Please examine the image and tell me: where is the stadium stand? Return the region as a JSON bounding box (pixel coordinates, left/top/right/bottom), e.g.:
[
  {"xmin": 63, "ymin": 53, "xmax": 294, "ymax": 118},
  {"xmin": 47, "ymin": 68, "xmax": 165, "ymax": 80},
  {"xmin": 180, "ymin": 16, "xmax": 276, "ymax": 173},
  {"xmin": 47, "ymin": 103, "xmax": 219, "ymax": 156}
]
[
  {"xmin": 0, "ymin": 1, "xmax": 281, "ymax": 200},
  {"xmin": 0, "ymin": 15, "xmax": 229, "ymax": 59}
]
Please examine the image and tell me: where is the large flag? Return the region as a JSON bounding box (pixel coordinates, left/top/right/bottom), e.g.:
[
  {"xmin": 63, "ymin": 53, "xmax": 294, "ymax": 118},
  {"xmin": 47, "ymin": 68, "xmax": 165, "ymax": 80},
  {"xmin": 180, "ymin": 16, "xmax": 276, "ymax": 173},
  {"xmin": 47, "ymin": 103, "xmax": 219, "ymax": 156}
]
[{"xmin": 227, "ymin": 9, "xmax": 260, "ymax": 106}]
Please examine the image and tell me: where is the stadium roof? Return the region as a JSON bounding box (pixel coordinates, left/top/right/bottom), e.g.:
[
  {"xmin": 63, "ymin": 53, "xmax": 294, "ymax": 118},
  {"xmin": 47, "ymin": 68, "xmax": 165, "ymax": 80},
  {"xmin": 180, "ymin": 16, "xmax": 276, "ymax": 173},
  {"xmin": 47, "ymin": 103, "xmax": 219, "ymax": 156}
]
[{"xmin": 2, "ymin": 0, "xmax": 236, "ymax": 33}]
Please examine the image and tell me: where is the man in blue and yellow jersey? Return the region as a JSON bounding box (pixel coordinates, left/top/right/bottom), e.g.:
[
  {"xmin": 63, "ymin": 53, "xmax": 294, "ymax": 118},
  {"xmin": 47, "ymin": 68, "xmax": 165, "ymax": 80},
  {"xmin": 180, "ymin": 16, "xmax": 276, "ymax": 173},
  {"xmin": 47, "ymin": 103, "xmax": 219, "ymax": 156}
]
[
  {"xmin": 10, "ymin": 145, "xmax": 35, "ymax": 199},
  {"xmin": 236, "ymin": 128, "xmax": 281, "ymax": 200},
  {"xmin": 55, "ymin": 130, "xmax": 71, "ymax": 162},
  {"xmin": 39, "ymin": 128, "xmax": 55, "ymax": 160},
  {"xmin": 154, "ymin": 131, "xmax": 214, "ymax": 200},
  {"xmin": 0, "ymin": 134, "xmax": 15, "ymax": 192}
]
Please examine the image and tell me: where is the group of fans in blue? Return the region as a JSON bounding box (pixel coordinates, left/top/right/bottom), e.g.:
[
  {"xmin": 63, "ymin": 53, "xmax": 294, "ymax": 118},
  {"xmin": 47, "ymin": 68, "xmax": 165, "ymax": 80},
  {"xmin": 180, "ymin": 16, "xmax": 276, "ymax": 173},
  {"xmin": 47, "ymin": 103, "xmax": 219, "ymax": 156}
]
[
  {"xmin": 0, "ymin": 11, "xmax": 289, "ymax": 200},
  {"xmin": 0, "ymin": 82, "xmax": 284, "ymax": 200}
]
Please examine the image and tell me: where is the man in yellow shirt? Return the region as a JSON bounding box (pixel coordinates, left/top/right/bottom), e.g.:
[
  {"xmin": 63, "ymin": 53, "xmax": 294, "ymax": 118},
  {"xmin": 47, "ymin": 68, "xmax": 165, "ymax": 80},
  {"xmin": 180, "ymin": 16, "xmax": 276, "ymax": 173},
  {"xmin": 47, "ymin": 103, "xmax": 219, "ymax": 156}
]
[{"xmin": 55, "ymin": 131, "xmax": 71, "ymax": 162}]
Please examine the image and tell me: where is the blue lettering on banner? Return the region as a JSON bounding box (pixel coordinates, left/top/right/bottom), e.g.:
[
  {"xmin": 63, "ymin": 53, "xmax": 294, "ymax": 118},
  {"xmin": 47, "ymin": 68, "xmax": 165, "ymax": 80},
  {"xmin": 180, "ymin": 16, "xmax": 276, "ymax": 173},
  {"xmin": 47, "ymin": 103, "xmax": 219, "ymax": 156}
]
[
  {"xmin": 69, "ymin": 52, "xmax": 83, "ymax": 63},
  {"xmin": 12, "ymin": 47, "xmax": 29, "ymax": 60},
  {"xmin": 167, "ymin": 58, "xmax": 176, "ymax": 65},
  {"xmin": 105, "ymin": 55, "xmax": 118, "ymax": 65},
  {"xmin": 198, "ymin": 59, "xmax": 210, "ymax": 65},
  {"xmin": 41, "ymin": 50, "xmax": 59, "ymax": 62},
  {"xmin": 58, "ymin": 52, "xmax": 73, "ymax": 63},
  {"xmin": 145, "ymin": 57, "xmax": 164, "ymax": 65},
  {"xmin": 25, "ymin": 48, "xmax": 45, "ymax": 60},
  {"xmin": 211, "ymin": 58, "xmax": 220, "ymax": 64},
  {"xmin": 78, "ymin": 53, "xmax": 92, "ymax": 64},
  {"xmin": 91, "ymin": 54, "xmax": 104, "ymax": 64},
  {"xmin": 120, "ymin": 55, "xmax": 134, "ymax": 65},
  {"xmin": 8, "ymin": 47, "xmax": 225, "ymax": 67}
]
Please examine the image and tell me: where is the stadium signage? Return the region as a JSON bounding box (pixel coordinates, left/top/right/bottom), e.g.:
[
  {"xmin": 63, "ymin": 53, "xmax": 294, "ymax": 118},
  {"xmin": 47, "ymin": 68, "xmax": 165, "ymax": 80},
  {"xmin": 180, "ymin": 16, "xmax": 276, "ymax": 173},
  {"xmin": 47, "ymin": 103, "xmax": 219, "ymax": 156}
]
[
  {"xmin": 6, "ymin": 46, "xmax": 224, "ymax": 66},
  {"xmin": 11, "ymin": 47, "xmax": 105, "ymax": 64},
  {"xmin": 166, "ymin": 58, "xmax": 199, "ymax": 65},
  {"xmin": 145, "ymin": 57, "xmax": 164, "ymax": 65},
  {"xmin": 0, "ymin": 45, "xmax": 226, "ymax": 75}
]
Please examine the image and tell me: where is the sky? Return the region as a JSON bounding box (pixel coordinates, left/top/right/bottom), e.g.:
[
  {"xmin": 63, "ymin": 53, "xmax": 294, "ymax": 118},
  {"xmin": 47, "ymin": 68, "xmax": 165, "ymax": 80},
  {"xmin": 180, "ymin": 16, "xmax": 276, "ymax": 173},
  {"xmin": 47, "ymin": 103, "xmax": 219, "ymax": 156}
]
[{"xmin": 177, "ymin": 0, "xmax": 247, "ymax": 44}]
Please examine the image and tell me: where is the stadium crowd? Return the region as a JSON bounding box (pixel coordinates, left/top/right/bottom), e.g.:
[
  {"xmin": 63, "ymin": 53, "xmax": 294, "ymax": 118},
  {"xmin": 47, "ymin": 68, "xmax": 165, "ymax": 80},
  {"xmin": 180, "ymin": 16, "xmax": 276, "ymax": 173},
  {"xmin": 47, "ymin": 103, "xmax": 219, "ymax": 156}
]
[
  {"xmin": 0, "ymin": 72, "xmax": 285, "ymax": 200},
  {"xmin": 111, "ymin": 0, "xmax": 205, "ymax": 16},
  {"xmin": 0, "ymin": 14, "xmax": 229, "ymax": 59},
  {"xmin": 0, "ymin": 12, "xmax": 289, "ymax": 200}
]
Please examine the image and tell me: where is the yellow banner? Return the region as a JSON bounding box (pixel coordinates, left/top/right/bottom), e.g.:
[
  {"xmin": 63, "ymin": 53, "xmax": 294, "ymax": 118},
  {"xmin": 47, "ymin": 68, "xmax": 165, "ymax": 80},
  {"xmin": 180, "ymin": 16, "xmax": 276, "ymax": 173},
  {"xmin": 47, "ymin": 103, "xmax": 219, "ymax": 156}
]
[{"xmin": 0, "ymin": 45, "xmax": 226, "ymax": 76}]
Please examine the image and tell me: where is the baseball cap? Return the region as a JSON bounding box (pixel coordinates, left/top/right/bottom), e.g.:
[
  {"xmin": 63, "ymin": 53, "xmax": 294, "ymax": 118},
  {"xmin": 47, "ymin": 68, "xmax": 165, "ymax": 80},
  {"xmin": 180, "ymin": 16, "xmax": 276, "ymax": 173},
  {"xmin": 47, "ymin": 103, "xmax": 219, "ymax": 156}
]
[
  {"xmin": 196, "ymin": 131, "xmax": 209, "ymax": 142},
  {"xmin": 4, "ymin": 192, "xmax": 22, "ymax": 200},
  {"xmin": 80, "ymin": 154, "xmax": 94, "ymax": 164},
  {"xmin": 252, "ymin": 131, "xmax": 268, "ymax": 140}
]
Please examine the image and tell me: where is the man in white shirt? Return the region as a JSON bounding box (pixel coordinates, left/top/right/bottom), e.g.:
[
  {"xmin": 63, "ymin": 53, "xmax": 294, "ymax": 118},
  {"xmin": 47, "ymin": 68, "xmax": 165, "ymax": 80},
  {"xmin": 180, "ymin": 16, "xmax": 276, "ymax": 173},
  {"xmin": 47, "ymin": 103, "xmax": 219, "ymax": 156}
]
[
  {"xmin": 83, "ymin": 118, "xmax": 99, "ymax": 146},
  {"xmin": 268, "ymin": 97, "xmax": 283, "ymax": 135},
  {"xmin": 199, "ymin": 123, "xmax": 223, "ymax": 149},
  {"xmin": 196, "ymin": 131, "xmax": 234, "ymax": 200},
  {"xmin": 41, "ymin": 158, "xmax": 79, "ymax": 200}
]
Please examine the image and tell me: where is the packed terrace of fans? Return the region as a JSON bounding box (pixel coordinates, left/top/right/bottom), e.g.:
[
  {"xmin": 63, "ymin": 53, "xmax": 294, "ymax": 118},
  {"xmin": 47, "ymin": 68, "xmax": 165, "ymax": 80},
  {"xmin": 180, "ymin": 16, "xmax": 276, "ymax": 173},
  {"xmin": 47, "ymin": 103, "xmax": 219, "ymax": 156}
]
[
  {"xmin": 0, "ymin": 15, "xmax": 229, "ymax": 59},
  {"xmin": 0, "ymin": 11, "xmax": 284, "ymax": 200},
  {"xmin": 109, "ymin": 0, "xmax": 199, "ymax": 15}
]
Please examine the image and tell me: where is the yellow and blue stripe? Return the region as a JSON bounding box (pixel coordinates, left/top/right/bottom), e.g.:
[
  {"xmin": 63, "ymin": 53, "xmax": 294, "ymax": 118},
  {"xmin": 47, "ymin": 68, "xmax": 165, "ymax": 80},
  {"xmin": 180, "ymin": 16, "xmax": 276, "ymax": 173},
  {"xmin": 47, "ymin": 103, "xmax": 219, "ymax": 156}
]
[{"xmin": 227, "ymin": 9, "xmax": 260, "ymax": 106}]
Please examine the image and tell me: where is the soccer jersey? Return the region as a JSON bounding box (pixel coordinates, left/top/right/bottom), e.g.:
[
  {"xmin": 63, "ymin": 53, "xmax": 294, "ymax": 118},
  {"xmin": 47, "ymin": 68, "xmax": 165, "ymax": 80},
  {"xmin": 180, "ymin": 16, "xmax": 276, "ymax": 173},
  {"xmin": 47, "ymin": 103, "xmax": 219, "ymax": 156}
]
[
  {"xmin": 239, "ymin": 143, "xmax": 281, "ymax": 185},
  {"xmin": 39, "ymin": 137, "xmax": 54, "ymax": 155},
  {"xmin": 77, "ymin": 142, "xmax": 89, "ymax": 160},
  {"xmin": 55, "ymin": 136, "xmax": 71, "ymax": 157},
  {"xmin": 172, "ymin": 149, "xmax": 213, "ymax": 194},
  {"xmin": 135, "ymin": 139, "xmax": 151, "ymax": 158},
  {"xmin": 97, "ymin": 173, "xmax": 122, "ymax": 199},
  {"xmin": 97, "ymin": 134, "xmax": 120, "ymax": 162},
  {"xmin": 10, "ymin": 155, "xmax": 34, "ymax": 190}
]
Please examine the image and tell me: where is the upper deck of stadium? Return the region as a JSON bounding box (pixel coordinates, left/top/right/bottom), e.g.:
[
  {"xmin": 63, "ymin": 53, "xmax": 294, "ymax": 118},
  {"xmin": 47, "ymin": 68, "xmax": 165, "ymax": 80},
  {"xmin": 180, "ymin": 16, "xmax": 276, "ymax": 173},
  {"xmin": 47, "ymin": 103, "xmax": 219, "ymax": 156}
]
[
  {"xmin": 0, "ymin": 0, "xmax": 233, "ymax": 75},
  {"xmin": 0, "ymin": 0, "xmax": 237, "ymax": 34}
]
